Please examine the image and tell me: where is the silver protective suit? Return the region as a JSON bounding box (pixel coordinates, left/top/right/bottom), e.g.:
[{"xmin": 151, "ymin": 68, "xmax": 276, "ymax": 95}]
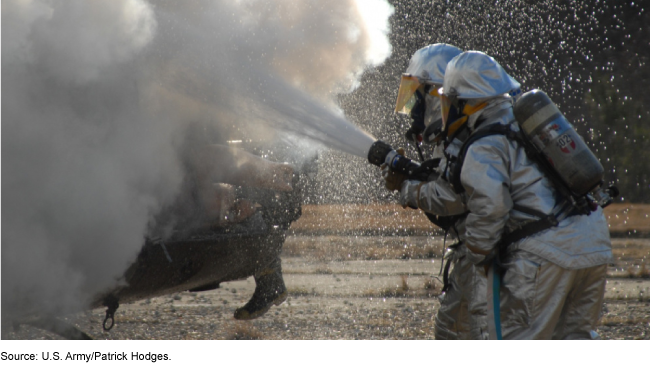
[
  {"xmin": 415, "ymin": 51, "xmax": 613, "ymax": 339},
  {"xmin": 440, "ymin": 54, "xmax": 612, "ymax": 339},
  {"xmin": 397, "ymin": 48, "xmax": 506, "ymax": 341},
  {"xmin": 458, "ymin": 103, "xmax": 613, "ymax": 270},
  {"xmin": 433, "ymin": 226, "xmax": 490, "ymax": 340},
  {"xmin": 400, "ymin": 139, "xmax": 488, "ymax": 340},
  {"xmin": 462, "ymin": 105, "xmax": 611, "ymax": 339},
  {"xmin": 405, "ymin": 45, "xmax": 486, "ymax": 340}
]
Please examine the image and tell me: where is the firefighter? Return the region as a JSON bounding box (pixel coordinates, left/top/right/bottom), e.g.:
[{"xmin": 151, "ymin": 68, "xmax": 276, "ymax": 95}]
[
  {"xmin": 386, "ymin": 43, "xmax": 488, "ymax": 339},
  {"xmin": 400, "ymin": 51, "xmax": 612, "ymax": 339}
]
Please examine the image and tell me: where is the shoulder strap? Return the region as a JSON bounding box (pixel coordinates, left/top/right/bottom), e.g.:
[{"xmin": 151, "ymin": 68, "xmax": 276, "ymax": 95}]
[
  {"xmin": 450, "ymin": 124, "xmax": 517, "ymax": 194},
  {"xmin": 500, "ymin": 203, "xmax": 560, "ymax": 249},
  {"xmin": 447, "ymin": 123, "xmax": 589, "ymax": 249}
]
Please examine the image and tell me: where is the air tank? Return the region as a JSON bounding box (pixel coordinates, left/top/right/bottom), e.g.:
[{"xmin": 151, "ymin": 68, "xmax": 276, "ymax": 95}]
[{"xmin": 513, "ymin": 89, "xmax": 604, "ymax": 196}]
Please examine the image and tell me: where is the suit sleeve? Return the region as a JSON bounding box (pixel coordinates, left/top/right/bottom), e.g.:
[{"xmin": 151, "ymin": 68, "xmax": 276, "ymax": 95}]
[
  {"xmin": 460, "ymin": 135, "xmax": 514, "ymax": 265},
  {"xmin": 415, "ymin": 177, "xmax": 467, "ymax": 216}
]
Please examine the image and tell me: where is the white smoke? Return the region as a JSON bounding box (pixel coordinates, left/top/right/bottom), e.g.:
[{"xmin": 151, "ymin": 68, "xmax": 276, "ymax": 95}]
[{"xmin": 2, "ymin": 0, "xmax": 393, "ymax": 320}]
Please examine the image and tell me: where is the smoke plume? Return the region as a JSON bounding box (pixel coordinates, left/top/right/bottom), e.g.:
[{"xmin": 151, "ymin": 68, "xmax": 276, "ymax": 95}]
[{"xmin": 1, "ymin": 0, "xmax": 393, "ymax": 320}]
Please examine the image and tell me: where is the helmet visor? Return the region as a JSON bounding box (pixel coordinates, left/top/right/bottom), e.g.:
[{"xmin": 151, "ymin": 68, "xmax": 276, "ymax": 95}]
[
  {"xmin": 440, "ymin": 90, "xmax": 457, "ymax": 130},
  {"xmin": 394, "ymin": 74, "xmax": 423, "ymax": 114}
]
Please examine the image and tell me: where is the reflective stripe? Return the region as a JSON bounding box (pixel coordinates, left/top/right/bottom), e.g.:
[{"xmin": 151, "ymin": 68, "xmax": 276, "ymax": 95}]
[
  {"xmin": 521, "ymin": 103, "xmax": 558, "ymax": 135},
  {"xmin": 446, "ymin": 116, "xmax": 468, "ymax": 136}
]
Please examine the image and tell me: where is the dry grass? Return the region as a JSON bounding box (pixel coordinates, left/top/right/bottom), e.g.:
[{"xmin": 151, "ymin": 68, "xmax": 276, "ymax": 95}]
[
  {"xmin": 364, "ymin": 275, "xmax": 442, "ymax": 299},
  {"xmin": 288, "ymin": 204, "xmax": 445, "ymax": 236},
  {"xmin": 288, "ymin": 203, "xmax": 650, "ymax": 236},
  {"xmin": 604, "ymin": 204, "xmax": 650, "ymax": 234},
  {"xmin": 624, "ymin": 264, "xmax": 650, "ymax": 279},
  {"xmin": 314, "ymin": 266, "xmax": 334, "ymax": 275},
  {"xmin": 612, "ymin": 240, "xmax": 650, "ymax": 263},
  {"xmin": 600, "ymin": 315, "xmax": 649, "ymax": 326},
  {"xmin": 282, "ymin": 235, "xmax": 444, "ymax": 262},
  {"xmin": 378, "ymin": 275, "xmax": 410, "ymax": 298},
  {"xmin": 423, "ymin": 277, "xmax": 441, "ymax": 292}
]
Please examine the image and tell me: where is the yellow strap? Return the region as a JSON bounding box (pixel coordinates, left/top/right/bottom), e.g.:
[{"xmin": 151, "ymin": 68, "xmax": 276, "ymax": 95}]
[
  {"xmin": 447, "ymin": 116, "xmax": 468, "ymax": 136},
  {"xmin": 463, "ymin": 101, "xmax": 488, "ymax": 115},
  {"xmin": 446, "ymin": 101, "xmax": 488, "ymax": 136}
]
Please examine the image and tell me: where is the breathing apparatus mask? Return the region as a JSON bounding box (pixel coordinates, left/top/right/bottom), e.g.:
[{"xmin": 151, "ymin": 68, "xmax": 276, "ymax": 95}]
[
  {"xmin": 408, "ymin": 89, "xmax": 427, "ymax": 133},
  {"xmin": 439, "ymin": 88, "xmax": 488, "ymax": 142}
]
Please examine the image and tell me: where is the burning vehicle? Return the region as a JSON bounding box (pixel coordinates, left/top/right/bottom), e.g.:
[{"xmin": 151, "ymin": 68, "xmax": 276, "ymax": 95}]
[{"xmin": 11, "ymin": 139, "xmax": 314, "ymax": 340}]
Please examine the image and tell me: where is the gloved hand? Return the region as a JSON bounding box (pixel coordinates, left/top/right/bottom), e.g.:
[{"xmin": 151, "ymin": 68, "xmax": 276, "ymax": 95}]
[
  {"xmin": 381, "ymin": 148, "xmax": 406, "ymax": 191},
  {"xmin": 398, "ymin": 180, "xmax": 422, "ymax": 209},
  {"xmin": 381, "ymin": 164, "xmax": 406, "ymax": 192}
]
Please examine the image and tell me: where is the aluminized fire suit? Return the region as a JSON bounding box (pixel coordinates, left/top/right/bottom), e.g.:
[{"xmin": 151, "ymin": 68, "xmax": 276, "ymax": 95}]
[
  {"xmin": 433, "ymin": 222, "xmax": 489, "ymax": 340},
  {"xmin": 438, "ymin": 51, "xmax": 613, "ymax": 339},
  {"xmin": 462, "ymin": 104, "xmax": 611, "ymax": 339},
  {"xmin": 392, "ymin": 43, "xmax": 488, "ymax": 340},
  {"xmin": 400, "ymin": 139, "xmax": 488, "ymax": 340}
]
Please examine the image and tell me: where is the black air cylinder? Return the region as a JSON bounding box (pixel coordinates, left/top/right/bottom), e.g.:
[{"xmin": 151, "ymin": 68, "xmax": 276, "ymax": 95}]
[{"xmin": 514, "ymin": 89, "xmax": 604, "ymax": 196}]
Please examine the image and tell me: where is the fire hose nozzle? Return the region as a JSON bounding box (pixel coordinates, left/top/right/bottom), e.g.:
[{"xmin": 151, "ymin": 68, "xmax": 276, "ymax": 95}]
[
  {"xmin": 367, "ymin": 140, "xmax": 394, "ymax": 167},
  {"xmin": 367, "ymin": 140, "xmax": 433, "ymax": 181}
]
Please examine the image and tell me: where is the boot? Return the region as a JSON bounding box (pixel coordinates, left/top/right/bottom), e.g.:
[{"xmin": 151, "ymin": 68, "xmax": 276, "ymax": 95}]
[{"xmin": 234, "ymin": 262, "xmax": 287, "ymax": 320}]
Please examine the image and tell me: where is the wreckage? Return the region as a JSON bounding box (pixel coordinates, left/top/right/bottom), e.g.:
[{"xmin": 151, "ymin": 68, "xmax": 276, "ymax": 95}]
[{"xmin": 12, "ymin": 140, "xmax": 314, "ymax": 339}]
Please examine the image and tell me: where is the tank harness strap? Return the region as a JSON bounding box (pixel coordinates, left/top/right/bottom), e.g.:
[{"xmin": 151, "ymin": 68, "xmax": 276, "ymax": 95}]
[
  {"xmin": 500, "ymin": 214, "xmax": 558, "ymax": 249},
  {"xmin": 435, "ymin": 214, "xmax": 466, "ymax": 278},
  {"xmin": 441, "ymin": 242, "xmax": 462, "ymax": 293},
  {"xmin": 450, "ymin": 123, "xmax": 517, "ymax": 194},
  {"xmin": 501, "ymin": 203, "xmax": 584, "ymax": 252},
  {"xmin": 499, "ymin": 204, "xmax": 558, "ymax": 248},
  {"xmin": 450, "ymin": 123, "xmax": 584, "ymax": 248}
]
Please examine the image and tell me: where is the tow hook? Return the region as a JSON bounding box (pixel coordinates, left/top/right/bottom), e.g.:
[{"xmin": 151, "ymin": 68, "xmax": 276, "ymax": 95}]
[{"xmin": 102, "ymin": 295, "xmax": 119, "ymax": 331}]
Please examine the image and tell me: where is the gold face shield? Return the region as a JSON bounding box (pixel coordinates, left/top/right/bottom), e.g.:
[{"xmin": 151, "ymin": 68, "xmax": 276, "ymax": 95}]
[
  {"xmin": 440, "ymin": 88, "xmax": 487, "ymax": 134},
  {"xmin": 394, "ymin": 74, "xmax": 440, "ymax": 115}
]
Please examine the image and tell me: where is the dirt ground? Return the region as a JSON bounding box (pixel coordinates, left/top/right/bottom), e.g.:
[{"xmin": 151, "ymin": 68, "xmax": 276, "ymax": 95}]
[{"xmin": 5, "ymin": 236, "xmax": 649, "ymax": 340}]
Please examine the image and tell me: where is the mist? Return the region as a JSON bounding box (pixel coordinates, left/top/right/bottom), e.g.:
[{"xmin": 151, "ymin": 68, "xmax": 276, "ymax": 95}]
[{"xmin": 1, "ymin": 0, "xmax": 393, "ymax": 319}]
